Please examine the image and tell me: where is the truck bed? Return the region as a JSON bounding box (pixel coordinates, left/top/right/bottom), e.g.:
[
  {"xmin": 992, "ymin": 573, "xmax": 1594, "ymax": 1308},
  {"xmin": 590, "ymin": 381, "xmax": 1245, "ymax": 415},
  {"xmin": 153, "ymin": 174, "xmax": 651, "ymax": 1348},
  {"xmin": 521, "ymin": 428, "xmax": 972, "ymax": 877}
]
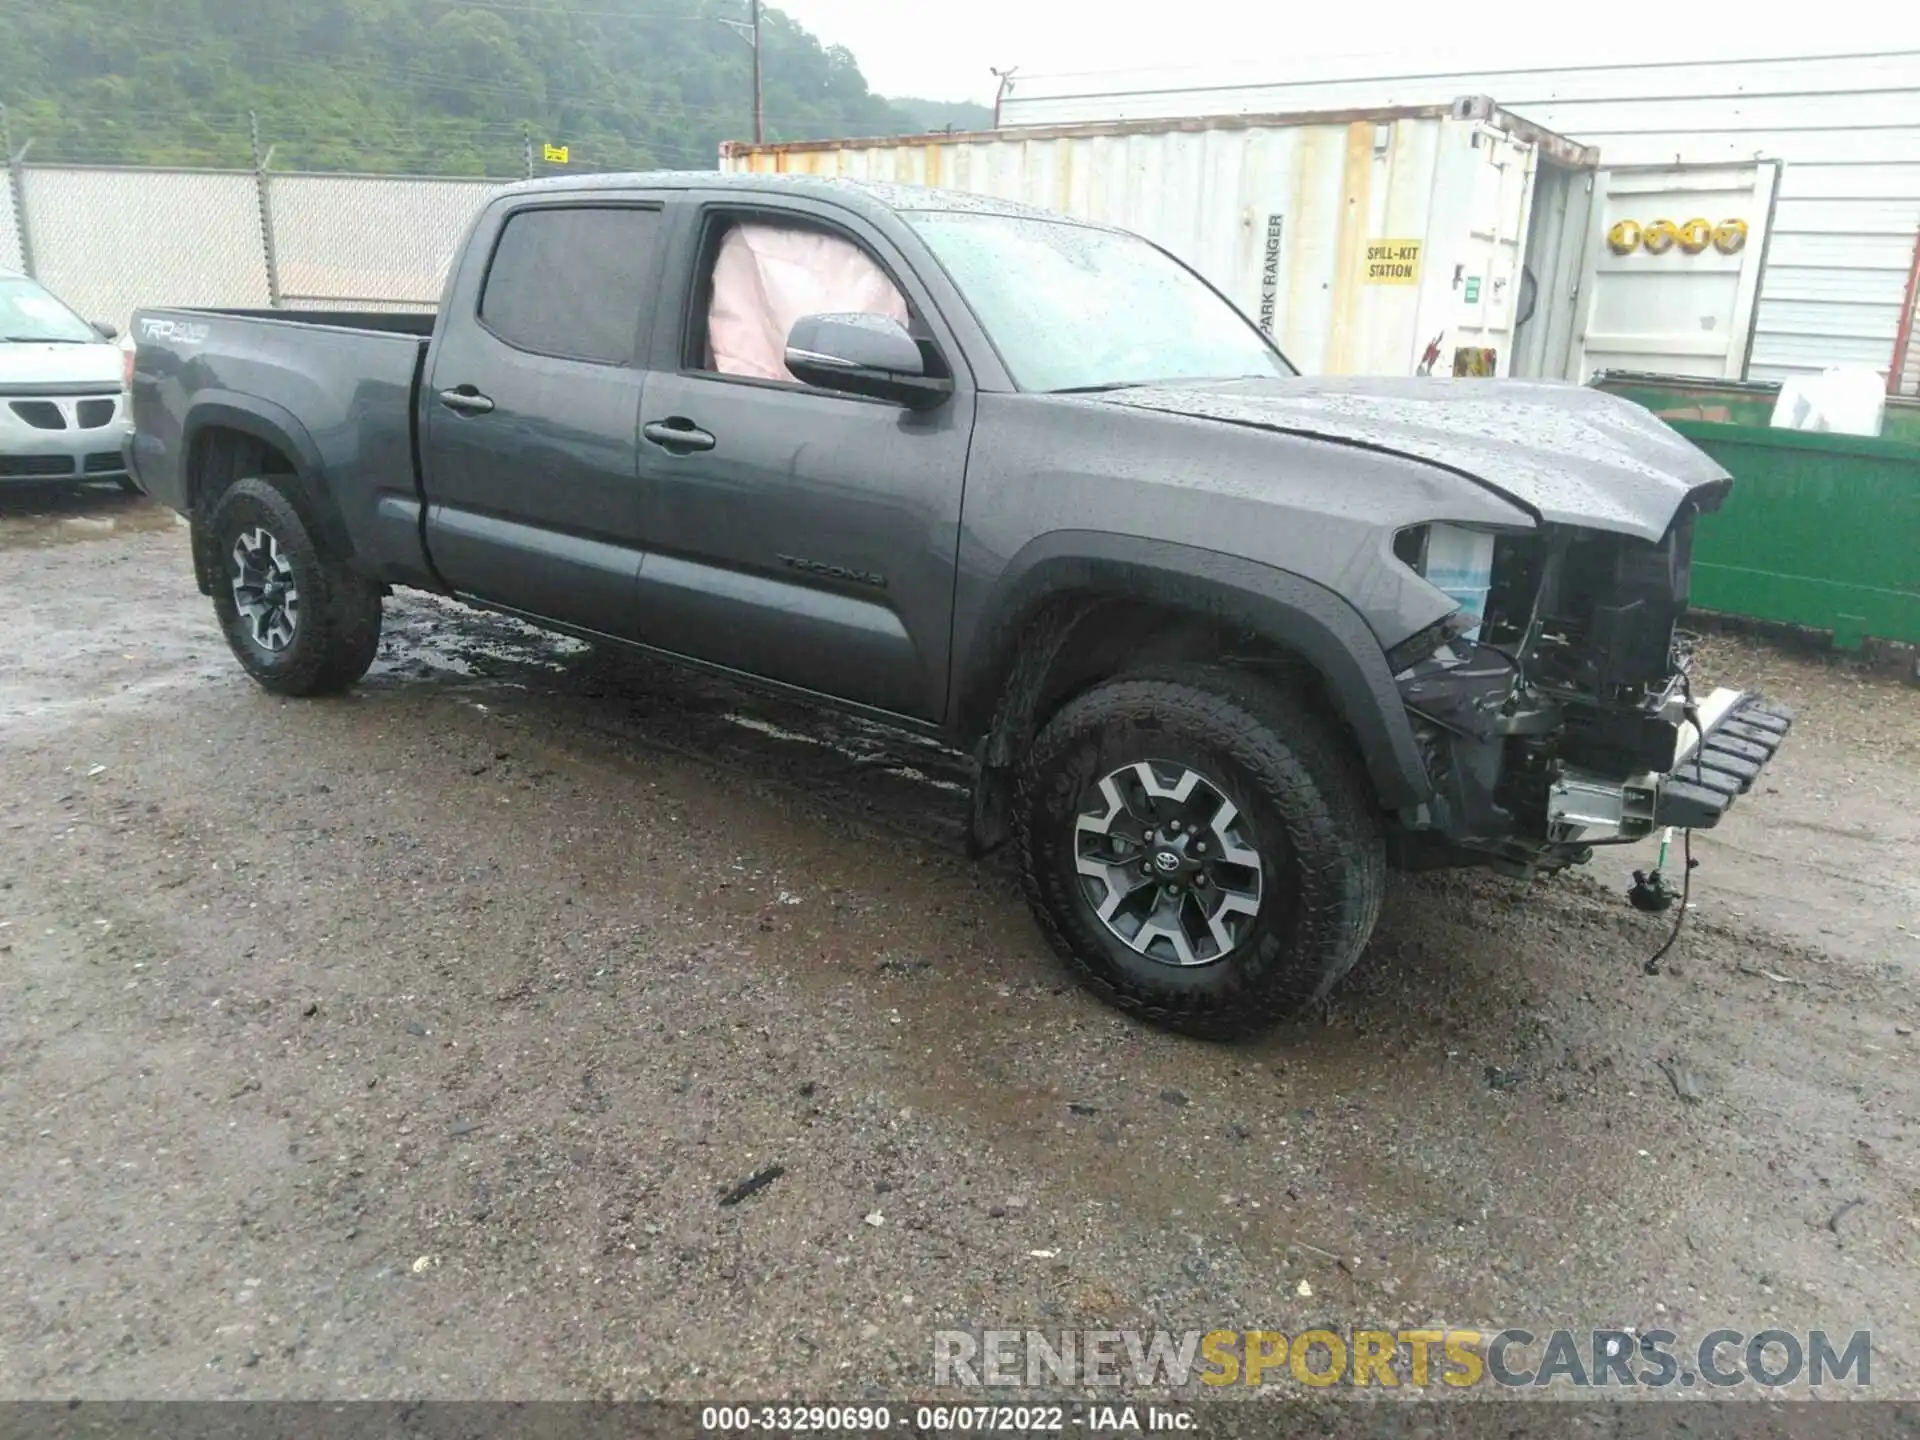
[
  {"xmin": 129, "ymin": 305, "xmax": 437, "ymax": 590},
  {"xmin": 186, "ymin": 308, "xmax": 438, "ymax": 337}
]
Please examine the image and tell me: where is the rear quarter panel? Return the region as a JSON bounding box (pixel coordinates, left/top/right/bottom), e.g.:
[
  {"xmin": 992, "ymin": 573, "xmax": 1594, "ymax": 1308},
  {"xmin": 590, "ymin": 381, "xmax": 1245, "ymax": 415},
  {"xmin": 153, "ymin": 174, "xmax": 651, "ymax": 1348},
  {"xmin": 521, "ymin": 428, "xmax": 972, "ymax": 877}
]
[{"xmin": 131, "ymin": 310, "xmax": 431, "ymax": 586}]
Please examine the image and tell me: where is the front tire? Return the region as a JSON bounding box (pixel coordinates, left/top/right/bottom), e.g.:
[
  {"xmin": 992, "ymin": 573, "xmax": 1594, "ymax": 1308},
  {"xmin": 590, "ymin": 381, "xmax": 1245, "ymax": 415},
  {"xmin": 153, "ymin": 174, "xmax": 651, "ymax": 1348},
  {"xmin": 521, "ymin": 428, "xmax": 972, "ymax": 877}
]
[
  {"xmin": 207, "ymin": 477, "xmax": 382, "ymax": 696},
  {"xmin": 1016, "ymin": 666, "xmax": 1386, "ymax": 1039}
]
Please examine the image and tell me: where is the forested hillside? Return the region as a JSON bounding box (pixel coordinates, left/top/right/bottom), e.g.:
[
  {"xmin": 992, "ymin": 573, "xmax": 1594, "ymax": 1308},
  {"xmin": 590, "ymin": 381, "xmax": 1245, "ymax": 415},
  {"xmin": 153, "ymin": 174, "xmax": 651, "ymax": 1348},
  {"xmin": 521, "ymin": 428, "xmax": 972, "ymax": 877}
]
[
  {"xmin": 0, "ymin": 0, "xmax": 991, "ymax": 175},
  {"xmin": 888, "ymin": 96, "xmax": 997, "ymax": 134}
]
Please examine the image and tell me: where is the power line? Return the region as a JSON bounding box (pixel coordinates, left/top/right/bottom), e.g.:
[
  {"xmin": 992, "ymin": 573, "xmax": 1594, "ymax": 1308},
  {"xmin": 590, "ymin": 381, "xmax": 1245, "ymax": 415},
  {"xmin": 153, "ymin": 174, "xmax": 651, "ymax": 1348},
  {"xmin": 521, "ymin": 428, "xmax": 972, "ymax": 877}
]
[
  {"xmin": 19, "ymin": 112, "xmax": 722, "ymax": 151},
  {"xmin": 27, "ymin": 111, "xmax": 723, "ymax": 155},
  {"xmin": 14, "ymin": 88, "xmax": 741, "ymax": 137},
  {"xmin": 77, "ymin": 18, "xmax": 718, "ymax": 116},
  {"xmin": 452, "ymin": 2, "xmax": 720, "ymax": 17},
  {"xmin": 28, "ymin": 140, "xmax": 720, "ymax": 167},
  {"xmin": 28, "ymin": 86, "xmax": 783, "ymax": 142},
  {"xmin": 93, "ymin": 13, "xmax": 767, "ymax": 125},
  {"xmin": 15, "ymin": 116, "xmax": 722, "ymax": 171},
  {"xmin": 34, "ymin": 112, "xmax": 539, "ymax": 137}
]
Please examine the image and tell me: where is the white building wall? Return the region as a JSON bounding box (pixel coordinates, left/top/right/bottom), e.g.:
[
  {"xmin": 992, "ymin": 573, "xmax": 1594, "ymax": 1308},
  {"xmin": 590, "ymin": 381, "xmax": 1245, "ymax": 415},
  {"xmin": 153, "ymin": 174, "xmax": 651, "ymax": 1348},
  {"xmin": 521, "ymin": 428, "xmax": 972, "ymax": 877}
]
[{"xmin": 1002, "ymin": 50, "xmax": 1920, "ymax": 383}]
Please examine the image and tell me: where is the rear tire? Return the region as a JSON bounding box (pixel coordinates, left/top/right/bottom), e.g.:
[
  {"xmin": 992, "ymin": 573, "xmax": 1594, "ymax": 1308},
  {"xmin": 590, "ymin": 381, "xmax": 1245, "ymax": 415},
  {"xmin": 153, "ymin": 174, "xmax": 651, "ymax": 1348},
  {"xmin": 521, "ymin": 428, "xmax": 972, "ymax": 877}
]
[
  {"xmin": 207, "ymin": 477, "xmax": 382, "ymax": 696},
  {"xmin": 1016, "ymin": 665, "xmax": 1386, "ymax": 1039}
]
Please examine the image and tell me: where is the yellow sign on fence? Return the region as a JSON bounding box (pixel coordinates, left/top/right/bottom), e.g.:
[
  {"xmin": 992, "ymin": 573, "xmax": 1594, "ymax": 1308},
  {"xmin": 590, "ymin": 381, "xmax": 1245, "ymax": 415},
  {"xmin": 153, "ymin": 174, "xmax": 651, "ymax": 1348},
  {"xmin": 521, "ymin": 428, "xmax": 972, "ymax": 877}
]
[
  {"xmin": 543, "ymin": 143, "xmax": 570, "ymax": 164},
  {"xmin": 1364, "ymin": 239, "xmax": 1422, "ymax": 285}
]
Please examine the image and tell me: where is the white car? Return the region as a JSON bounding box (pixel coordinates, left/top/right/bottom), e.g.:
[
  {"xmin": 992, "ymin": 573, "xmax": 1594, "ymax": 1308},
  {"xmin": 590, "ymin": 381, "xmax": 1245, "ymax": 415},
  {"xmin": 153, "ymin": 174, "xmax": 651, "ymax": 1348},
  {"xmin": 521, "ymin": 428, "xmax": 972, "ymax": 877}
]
[{"xmin": 1, "ymin": 270, "xmax": 136, "ymax": 489}]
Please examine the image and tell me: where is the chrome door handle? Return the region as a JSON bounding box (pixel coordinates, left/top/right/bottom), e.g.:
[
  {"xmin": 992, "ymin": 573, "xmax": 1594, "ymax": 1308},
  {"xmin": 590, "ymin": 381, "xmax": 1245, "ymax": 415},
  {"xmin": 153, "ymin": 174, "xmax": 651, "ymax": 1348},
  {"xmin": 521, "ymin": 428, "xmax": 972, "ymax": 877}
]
[
  {"xmin": 642, "ymin": 419, "xmax": 716, "ymax": 453},
  {"xmin": 439, "ymin": 387, "xmax": 495, "ymax": 415}
]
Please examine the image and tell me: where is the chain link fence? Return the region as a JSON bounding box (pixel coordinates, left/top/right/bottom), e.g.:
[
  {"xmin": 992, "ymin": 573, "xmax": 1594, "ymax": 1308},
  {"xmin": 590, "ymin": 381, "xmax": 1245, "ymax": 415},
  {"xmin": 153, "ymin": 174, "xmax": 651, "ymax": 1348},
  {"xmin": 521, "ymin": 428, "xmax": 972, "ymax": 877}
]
[
  {"xmin": 1, "ymin": 159, "xmax": 509, "ymax": 326},
  {"xmin": 269, "ymin": 174, "xmax": 501, "ymax": 311},
  {"xmin": 21, "ymin": 168, "xmax": 272, "ymax": 324}
]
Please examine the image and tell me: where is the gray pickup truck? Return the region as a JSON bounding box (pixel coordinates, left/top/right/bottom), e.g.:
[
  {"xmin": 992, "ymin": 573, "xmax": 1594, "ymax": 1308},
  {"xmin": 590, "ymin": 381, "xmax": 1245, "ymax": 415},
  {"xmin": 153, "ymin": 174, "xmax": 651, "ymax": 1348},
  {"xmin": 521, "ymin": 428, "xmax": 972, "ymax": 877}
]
[{"xmin": 130, "ymin": 172, "xmax": 1790, "ymax": 1038}]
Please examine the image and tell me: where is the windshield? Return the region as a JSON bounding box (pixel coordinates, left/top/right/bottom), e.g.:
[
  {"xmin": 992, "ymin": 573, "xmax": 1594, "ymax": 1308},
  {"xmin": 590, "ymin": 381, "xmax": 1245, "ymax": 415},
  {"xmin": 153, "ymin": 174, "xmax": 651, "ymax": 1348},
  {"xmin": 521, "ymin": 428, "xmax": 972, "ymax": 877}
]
[
  {"xmin": 905, "ymin": 211, "xmax": 1294, "ymax": 393},
  {"xmin": 0, "ymin": 275, "xmax": 98, "ymax": 344}
]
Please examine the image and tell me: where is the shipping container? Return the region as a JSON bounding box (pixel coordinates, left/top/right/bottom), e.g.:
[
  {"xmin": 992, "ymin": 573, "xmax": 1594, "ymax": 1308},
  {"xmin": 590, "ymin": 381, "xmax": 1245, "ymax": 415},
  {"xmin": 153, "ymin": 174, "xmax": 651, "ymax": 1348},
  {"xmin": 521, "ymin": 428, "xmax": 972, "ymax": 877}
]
[
  {"xmin": 719, "ymin": 97, "xmax": 1780, "ymax": 385},
  {"xmin": 1898, "ymin": 230, "xmax": 1920, "ymax": 397},
  {"xmin": 998, "ymin": 47, "xmax": 1920, "ymax": 386}
]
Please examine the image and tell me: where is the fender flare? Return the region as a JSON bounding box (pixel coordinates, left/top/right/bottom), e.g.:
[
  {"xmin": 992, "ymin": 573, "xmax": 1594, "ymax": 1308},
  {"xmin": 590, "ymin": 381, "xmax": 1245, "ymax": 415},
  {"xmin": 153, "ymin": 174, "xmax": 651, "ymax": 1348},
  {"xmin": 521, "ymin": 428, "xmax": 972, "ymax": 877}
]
[
  {"xmin": 955, "ymin": 531, "xmax": 1431, "ymax": 811},
  {"xmin": 183, "ymin": 393, "xmax": 356, "ymax": 569}
]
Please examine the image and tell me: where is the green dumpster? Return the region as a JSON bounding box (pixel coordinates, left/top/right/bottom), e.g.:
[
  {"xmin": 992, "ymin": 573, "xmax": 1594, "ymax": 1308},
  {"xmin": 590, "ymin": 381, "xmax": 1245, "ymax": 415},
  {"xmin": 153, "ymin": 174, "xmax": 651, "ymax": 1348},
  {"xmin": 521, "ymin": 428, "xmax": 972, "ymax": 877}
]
[{"xmin": 1591, "ymin": 371, "xmax": 1920, "ymax": 649}]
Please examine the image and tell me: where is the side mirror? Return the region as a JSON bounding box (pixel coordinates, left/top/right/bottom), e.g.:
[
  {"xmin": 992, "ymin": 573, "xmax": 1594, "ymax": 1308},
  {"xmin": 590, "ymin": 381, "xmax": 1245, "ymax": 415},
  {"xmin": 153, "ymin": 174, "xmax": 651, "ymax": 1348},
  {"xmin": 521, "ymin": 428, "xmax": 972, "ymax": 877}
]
[
  {"xmin": 784, "ymin": 313, "xmax": 952, "ymax": 410},
  {"xmin": 91, "ymin": 320, "xmax": 119, "ymax": 341}
]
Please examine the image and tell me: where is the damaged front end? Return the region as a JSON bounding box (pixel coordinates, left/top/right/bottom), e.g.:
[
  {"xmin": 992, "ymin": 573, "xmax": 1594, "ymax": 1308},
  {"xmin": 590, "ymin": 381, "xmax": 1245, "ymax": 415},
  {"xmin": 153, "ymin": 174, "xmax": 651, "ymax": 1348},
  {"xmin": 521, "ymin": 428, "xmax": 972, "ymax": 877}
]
[{"xmin": 1387, "ymin": 507, "xmax": 1792, "ymax": 876}]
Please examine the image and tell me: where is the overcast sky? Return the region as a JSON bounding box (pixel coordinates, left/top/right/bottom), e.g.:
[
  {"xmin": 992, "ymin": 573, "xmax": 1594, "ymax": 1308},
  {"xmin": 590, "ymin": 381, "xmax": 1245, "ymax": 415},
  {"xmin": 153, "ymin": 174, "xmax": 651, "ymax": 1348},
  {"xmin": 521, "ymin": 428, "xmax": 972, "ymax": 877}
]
[{"xmin": 770, "ymin": 0, "xmax": 1920, "ymax": 105}]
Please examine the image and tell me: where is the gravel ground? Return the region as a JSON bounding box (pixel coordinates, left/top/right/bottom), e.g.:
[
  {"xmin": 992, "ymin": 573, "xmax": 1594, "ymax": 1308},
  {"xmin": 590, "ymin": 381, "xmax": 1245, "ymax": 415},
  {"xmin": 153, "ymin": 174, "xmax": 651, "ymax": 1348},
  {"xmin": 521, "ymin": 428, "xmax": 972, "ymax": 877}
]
[{"xmin": 1, "ymin": 485, "xmax": 1917, "ymax": 1411}]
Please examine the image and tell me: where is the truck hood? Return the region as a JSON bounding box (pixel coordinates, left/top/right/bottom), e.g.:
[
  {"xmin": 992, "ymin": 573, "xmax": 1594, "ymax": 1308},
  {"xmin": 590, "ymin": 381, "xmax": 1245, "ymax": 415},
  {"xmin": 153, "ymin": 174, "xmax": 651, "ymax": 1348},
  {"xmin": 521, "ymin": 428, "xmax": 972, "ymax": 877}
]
[
  {"xmin": 0, "ymin": 339, "xmax": 125, "ymax": 390},
  {"xmin": 1099, "ymin": 375, "xmax": 1732, "ymax": 542}
]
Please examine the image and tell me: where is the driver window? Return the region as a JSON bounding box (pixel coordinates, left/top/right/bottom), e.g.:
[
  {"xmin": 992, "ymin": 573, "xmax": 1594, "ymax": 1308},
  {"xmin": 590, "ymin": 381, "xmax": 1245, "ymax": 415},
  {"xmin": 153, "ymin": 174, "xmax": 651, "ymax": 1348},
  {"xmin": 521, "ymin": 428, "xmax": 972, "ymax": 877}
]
[{"xmin": 700, "ymin": 218, "xmax": 910, "ymax": 384}]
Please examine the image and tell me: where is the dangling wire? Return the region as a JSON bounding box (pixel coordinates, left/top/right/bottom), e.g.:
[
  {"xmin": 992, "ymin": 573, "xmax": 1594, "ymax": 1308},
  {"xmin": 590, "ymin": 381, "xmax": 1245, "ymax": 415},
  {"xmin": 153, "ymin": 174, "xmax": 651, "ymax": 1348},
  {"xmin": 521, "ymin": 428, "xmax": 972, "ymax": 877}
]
[
  {"xmin": 1641, "ymin": 827, "xmax": 1696, "ymax": 976},
  {"xmin": 1643, "ymin": 672, "xmax": 1705, "ymax": 977}
]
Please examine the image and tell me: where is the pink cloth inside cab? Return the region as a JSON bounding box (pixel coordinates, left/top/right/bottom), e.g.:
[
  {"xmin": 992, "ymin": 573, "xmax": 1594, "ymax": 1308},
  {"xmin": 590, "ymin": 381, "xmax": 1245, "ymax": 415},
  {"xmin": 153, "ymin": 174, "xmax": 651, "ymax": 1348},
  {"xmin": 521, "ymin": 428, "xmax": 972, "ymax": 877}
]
[{"xmin": 706, "ymin": 222, "xmax": 910, "ymax": 382}]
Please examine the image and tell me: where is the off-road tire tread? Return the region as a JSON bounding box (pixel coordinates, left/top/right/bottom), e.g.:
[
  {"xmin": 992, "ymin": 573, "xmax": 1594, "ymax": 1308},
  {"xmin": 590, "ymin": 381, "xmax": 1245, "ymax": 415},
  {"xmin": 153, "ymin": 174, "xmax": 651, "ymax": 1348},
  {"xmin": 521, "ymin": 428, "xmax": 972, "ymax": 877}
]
[
  {"xmin": 1015, "ymin": 664, "xmax": 1385, "ymax": 1039},
  {"xmin": 207, "ymin": 476, "xmax": 383, "ymax": 697}
]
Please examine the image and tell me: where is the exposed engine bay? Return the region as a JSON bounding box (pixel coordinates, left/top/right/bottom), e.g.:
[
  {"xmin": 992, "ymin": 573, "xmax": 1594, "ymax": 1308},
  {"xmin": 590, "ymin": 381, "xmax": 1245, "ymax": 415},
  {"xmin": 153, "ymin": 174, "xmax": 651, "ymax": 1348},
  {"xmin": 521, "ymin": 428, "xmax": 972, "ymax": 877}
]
[{"xmin": 1387, "ymin": 509, "xmax": 1792, "ymax": 875}]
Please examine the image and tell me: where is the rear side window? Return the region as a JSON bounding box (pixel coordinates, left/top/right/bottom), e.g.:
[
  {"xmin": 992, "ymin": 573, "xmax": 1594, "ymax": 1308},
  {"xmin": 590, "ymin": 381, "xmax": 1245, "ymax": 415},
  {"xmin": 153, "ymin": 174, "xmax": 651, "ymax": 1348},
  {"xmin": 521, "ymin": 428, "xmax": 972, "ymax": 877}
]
[{"xmin": 480, "ymin": 205, "xmax": 663, "ymax": 365}]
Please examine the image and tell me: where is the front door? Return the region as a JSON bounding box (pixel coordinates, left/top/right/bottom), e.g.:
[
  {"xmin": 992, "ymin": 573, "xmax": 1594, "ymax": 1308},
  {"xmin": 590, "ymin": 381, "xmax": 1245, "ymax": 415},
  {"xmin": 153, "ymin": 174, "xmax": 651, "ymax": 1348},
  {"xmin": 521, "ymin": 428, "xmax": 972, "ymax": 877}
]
[
  {"xmin": 421, "ymin": 198, "xmax": 669, "ymax": 638},
  {"xmin": 630, "ymin": 199, "xmax": 974, "ymax": 722}
]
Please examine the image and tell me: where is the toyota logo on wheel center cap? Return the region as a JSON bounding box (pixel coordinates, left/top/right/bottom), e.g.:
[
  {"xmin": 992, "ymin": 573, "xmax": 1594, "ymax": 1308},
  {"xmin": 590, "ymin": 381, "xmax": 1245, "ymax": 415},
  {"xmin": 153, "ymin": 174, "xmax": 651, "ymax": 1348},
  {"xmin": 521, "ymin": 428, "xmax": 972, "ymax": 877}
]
[{"xmin": 1153, "ymin": 850, "xmax": 1183, "ymax": 873}]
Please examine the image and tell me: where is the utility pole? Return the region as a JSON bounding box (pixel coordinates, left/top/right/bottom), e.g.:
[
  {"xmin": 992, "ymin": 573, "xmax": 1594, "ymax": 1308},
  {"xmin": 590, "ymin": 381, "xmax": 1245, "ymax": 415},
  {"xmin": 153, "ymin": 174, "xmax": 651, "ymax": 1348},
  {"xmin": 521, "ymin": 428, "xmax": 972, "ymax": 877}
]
[
  {"xmin": 719, "ymin": 3, "xmax": 764, "ymax": 145},
  {"xmin": 2, "ymin": 104, "xmax": 37, "ymax": 279},
  {"xmin": 750, "ymin": 0, "xmax": 764, "ymax": 145},
  {"xmin": 990, "ymin": 66, "xmax": 1019, "ymax": 129}
]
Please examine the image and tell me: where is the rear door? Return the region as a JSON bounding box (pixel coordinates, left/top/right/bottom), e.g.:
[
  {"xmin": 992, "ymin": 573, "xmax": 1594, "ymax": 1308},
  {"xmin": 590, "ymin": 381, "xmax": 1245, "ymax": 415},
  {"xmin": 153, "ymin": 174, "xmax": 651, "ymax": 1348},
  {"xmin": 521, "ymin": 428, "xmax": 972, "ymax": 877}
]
[
  {"xmin": 421, "ymin": 195, "xmax": 668, "ymax": 637},
  {"xmin": 1570, "ymin": 161, "xmax": 1780, "ymax": 382}
]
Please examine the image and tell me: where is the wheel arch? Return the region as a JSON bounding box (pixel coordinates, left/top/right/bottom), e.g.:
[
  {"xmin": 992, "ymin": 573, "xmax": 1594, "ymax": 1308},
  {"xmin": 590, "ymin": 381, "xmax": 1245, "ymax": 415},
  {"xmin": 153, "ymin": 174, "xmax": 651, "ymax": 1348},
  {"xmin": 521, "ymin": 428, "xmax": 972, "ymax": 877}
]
[
  {"xmin": 955, "ymin": 533, "xmax": 1432, "ymax": 846},
  {"xmin": 183, "ymin": 395, "xmax": 351, "ymax": 595}
]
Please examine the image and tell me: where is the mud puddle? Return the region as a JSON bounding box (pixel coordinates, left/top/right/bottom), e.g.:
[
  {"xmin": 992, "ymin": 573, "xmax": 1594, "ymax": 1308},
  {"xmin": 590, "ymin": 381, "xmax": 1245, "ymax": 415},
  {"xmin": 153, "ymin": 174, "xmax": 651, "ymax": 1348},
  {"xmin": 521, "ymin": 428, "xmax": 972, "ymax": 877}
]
[{"xmin": 0, "ymin": 486, "xmax": 183, "ymax": 550}]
